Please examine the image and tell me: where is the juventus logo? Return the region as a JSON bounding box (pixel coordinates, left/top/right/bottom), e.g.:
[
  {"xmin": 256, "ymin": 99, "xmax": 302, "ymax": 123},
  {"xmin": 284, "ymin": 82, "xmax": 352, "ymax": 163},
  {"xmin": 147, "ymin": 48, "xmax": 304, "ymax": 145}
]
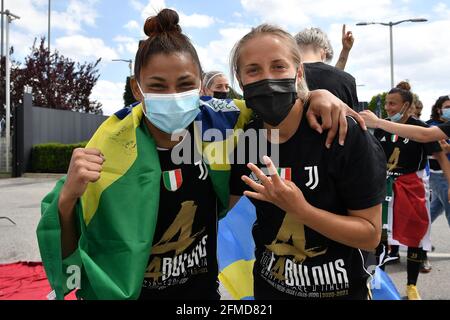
[
  {"xmin": 305, "ymin": 166, "xmax": 319, "ymax": 190},
  {"xmin": 195, "ymin": 161, "xmax": 209, "ymax": 180}
]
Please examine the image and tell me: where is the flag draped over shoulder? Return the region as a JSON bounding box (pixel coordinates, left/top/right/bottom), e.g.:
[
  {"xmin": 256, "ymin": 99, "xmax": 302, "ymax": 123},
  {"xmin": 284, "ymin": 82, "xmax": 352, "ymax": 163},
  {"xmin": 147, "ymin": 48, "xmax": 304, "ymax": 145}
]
[
  {"xmin": 218, "ymin": 197, "xmax": 256, "ymax": 300},
  {"xmin": 37, "ymin": 98, "xmax": 252, "ymax": 300}
]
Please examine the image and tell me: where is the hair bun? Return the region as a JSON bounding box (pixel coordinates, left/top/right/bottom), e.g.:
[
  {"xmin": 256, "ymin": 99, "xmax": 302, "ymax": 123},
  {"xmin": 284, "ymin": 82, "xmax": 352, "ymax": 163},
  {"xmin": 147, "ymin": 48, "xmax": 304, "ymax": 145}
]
[
  {"xmin": 396, "ymin": 81, "xmax": 411, "ymax": 92},
  {"xmin": 144, "ymin": 8, "xmax": 182, "ymax": 37}
]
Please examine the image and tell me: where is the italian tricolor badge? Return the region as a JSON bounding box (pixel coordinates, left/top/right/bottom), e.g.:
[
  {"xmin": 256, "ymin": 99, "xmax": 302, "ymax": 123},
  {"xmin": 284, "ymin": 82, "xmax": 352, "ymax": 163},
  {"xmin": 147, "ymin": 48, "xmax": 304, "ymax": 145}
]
[
  {"xmin": 163, "ymin": 169, "xmax": 183, "ymax": 192},
  {"xmin": 391, "ymin": 135, "xmax": 399, "ymax": 143},
  {"xmin": 277, "ymin": 168, "xmax": 292, "ymax": 181}
]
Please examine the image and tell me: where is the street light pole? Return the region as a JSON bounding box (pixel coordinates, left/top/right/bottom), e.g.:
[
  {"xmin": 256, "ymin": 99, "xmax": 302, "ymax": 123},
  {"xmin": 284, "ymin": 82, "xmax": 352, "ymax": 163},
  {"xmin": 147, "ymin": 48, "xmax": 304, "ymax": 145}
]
[
  {"xmin": 48, "ymin": 0, "xmax": 51, "ymax": 52},
  {"xmin": 356, "ymin": 18, "xmax": 427, "ymax": 89},
  {"xmin": 389, "ymin": 23, "xmax": 394, "ymax": 89},
  {"xmin": 112, "ymin": 59, "xmax": 133, "ymax": 77},
  {"xmin": 1, "ymin": 0, "xmax": 4, "ymax": 58},
  {"xmin": 2, "ymin": 10, "xmax": 20, "ymax": 173}
]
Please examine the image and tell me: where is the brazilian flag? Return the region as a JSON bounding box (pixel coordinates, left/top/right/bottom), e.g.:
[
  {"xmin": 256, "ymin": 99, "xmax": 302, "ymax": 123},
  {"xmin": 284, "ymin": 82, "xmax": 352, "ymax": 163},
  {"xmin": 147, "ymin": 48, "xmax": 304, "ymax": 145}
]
[{"xmin": 37, "ymin": 99, "xmax": 252, "ymax": 300}]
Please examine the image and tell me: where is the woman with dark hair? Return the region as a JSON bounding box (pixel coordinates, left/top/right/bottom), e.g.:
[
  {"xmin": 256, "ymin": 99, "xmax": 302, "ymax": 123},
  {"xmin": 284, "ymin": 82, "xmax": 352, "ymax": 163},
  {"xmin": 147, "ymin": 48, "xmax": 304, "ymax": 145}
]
[
  {"xmin": 370, "ymin": 83, "xmax": 450, "ymax": 299},
  {"xmin": 426, "ymin": 96, "xmax": 450, "ymax": 227},
  {"xmin": 429, "ymin": 95, "xmax": 450, "ymax": 123},
  {"xmin": 421, "ymin": 95, "xmax": 450, "ymax": 272},
  {"xmin": 36, "ymin": 9, "xmax": 365, "ymax": 300}
]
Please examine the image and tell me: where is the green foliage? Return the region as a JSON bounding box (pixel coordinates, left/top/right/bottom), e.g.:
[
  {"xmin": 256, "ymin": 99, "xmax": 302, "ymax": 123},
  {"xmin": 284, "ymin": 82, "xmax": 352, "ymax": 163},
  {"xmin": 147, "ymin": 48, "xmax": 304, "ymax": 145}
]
[
  {"xmin": 124, "ymin": 76, "xmax": 137, "ymax": 107},
  {"xmin": 368, "ymin": 92, "xmax": 388, "ymax": 119},
  {"xmin": 32, "ymin": 142, "xmax": 87, "ymax": 173}
]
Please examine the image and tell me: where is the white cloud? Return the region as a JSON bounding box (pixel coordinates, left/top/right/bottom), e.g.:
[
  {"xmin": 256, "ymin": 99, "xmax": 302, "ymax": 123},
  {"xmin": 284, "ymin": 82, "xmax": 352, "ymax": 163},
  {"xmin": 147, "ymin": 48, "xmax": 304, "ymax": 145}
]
[
  {"xmin": 433, "ymin": 2, "xmax": 450, "ymax": 19},
  {"xmin": 91, "ymin": 80, "xmax": 126, "ymax": 116},
  {"xmin": 114, "ymin": 36, "xmax": 140, "ymax": 56},
  {"xmin": 55, "ymin": 35, "xmax": 118, "ymax": 62},
  {"xmin": 7, "ymin": 0, "xmax": 99, "ymax": 35},
  {"xmin": 6, "ymin": 0, "xmax": 47, "ymax": 35},
  {"xmin": 178, "ymin": 12, "xmax": 215, "ymax": 29},
  {"xmin": 140, "ymin": 0, "xmax": 215, "ymax": 29},
  {"xmin": 52, "ymin": 0, "xmax": 99, "ymax": 34},
  {"xmin": 9, "ymin": 30, "xmax": 36, "ymax": 58},
  {"xmin": 195, "ymin": 27, "xmax": 251, "ymax": 79},
  {"xmin": 124, "ymin": 20, "xmax": 140, "ymax": 32},
  {"xmin": 130, "ymin": 0, "xmax": 145, "ymax": 11},
  {"xmin": 141, "ymin": 0, "xmax": 167, "ymax": 17},
  {"xmin": 240, "ymin": 0, "xmax": 409, "ymax": 29}
]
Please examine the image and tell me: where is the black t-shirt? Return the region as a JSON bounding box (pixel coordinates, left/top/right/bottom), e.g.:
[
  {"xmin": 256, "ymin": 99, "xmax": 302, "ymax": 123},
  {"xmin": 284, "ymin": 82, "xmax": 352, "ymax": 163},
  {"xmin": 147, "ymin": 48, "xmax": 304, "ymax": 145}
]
[
  {"xmin": 230, "ymin": 107, "xmax": 386, "ymax": 300},
  {"xmin": 438, "ymin": 121, "xmax": 450, "ymax": 138},
  {"xmin": 304, "ymin": 62, "xmax": 359, "ymax": 109},
  {"xmin": 425, "ymin": 119, "xmax": 450, "ymax": 171},
  {"xmin": 374, "ymin": 117, "xmax": 441, "ymax": 176},
  {"xmin": 139, "ymin": 124, "xmax": 219, "ymax": 300}
]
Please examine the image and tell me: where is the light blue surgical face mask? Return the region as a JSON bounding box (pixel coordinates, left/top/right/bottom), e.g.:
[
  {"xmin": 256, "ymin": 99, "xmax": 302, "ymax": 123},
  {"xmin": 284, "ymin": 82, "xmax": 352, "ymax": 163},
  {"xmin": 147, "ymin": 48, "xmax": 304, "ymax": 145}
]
[
  {"xmin": 389, "ymin": 103, "xmax": 408, "ymax": 123},
  {"xmin": 389, "ymin": 112, "xmax": 403, "ymax": 123},
  {"xmin": 442, "ymin": 108, "xmax": 450, "ymax": 122},
  {"xmin": 137, "ymin": 82, "xmax": 200, "ymax": 134}
]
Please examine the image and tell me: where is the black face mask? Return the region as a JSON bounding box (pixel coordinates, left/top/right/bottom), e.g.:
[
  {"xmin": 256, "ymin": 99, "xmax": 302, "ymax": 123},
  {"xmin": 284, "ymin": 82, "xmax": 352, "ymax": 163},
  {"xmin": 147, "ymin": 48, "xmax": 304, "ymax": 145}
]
[
  {"xmin": 213, "ymin": 91, "xmax": 228, "ymax": 99},
  {"xmin": 243, "ymin": 78, "xmax": 297, "ymax": 126}
]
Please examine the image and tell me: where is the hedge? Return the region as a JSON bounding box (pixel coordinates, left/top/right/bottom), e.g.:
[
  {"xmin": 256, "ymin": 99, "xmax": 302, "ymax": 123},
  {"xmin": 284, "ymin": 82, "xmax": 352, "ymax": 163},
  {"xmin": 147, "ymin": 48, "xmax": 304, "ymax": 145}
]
[{"xmin": 32, "ymin": 142, "xmax": 87, "ymax": 173}]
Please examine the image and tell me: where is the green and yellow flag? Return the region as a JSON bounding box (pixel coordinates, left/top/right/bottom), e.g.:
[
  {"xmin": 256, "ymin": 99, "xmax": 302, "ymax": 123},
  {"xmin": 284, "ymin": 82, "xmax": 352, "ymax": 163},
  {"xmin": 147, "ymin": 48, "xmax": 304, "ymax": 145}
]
[{"xmin": 37, "ymin": 99, "xmax": 252, "ymax": 300}]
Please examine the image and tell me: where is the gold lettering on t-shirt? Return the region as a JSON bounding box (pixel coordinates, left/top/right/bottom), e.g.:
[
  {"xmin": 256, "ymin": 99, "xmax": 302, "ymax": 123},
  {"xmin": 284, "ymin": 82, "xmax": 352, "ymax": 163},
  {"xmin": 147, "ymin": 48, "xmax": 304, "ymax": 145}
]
[
  {"xmin": 387, "ymin": 147, "xmax": 401, "ymax": 171},
  {"xmin": 266, "ymin": 213, "xmax": 327, "ymax": 265},
  {"xmin": 151, "ymin": 201, "xmax": 204, "ymax": 256}
]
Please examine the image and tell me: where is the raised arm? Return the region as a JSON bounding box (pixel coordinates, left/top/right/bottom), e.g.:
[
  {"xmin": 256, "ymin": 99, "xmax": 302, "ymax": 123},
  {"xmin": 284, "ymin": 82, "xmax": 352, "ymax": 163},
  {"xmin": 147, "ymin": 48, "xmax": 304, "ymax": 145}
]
[{"xmin": 335, "ymin": 24, "xmax": 354, "ymax": 71}]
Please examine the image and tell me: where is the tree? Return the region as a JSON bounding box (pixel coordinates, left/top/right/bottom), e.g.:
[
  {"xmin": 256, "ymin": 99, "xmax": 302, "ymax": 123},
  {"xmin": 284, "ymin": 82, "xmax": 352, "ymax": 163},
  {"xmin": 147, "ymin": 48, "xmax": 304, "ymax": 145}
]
[
  {"xmin": 123, "ymin": 76, "xmax": 137, "ymax": 106},
  {"xmin": 7, "ymin": 38, "xmax": 103, "ymax": 114},
  {"xmin": 368, "ymin": 92, "xmax": 388, "ymax": 119}
]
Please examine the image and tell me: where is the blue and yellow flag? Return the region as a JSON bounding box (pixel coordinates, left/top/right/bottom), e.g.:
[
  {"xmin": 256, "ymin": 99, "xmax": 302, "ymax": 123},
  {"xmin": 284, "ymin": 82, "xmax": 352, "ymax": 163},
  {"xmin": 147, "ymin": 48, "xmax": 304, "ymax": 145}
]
[{"xmin": 218, "ymin": 196, "xmax": 256, "ymax": 300}]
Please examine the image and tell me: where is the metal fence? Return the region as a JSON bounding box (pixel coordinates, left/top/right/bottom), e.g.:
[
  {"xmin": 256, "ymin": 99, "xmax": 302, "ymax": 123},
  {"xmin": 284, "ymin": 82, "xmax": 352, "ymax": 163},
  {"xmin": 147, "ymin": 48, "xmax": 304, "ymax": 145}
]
[
  {"xmin": 1, "ymin": 92, "xmax": 108, "ymax": 176},
  {"xmin": 0, "ymin": 136, "xmax": 11, "ymax": 173}
]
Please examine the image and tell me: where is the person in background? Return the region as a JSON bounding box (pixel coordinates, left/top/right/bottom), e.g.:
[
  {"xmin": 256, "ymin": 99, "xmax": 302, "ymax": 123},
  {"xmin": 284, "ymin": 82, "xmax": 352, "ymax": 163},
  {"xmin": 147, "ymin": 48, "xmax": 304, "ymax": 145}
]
[
  {"xmin": 295, "ymin": 27, "xmax": 359, "ymax": 109},
  {"xmin": 371, "ymin": 82, "xmax": 450, "ymax": 300},
  {"xmin": 421, "ymin": 95, "xmax": 450, "ymax": 272},
  {"xmin": 201, "ymin": 71, "xmax": 230, "ymax": 99},
  {"xmin": 412, "ymin": 99, "xmax": 424, "ymax": 119}
]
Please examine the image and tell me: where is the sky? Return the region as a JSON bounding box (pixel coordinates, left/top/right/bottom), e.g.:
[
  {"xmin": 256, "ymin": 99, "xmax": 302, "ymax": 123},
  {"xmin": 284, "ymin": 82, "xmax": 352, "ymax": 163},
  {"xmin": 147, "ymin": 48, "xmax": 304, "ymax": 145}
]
[{"xmin": 4, "ymin": 0, "xmax": 450, "ymax": 117}]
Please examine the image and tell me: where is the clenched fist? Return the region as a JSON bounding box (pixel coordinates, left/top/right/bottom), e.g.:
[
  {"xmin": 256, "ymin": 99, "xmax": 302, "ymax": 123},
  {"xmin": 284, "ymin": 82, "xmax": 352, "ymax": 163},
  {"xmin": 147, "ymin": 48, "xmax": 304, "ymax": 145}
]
[{"xmin": 61, "ymin": 148, "xmax": 105, "ymax": 202}]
